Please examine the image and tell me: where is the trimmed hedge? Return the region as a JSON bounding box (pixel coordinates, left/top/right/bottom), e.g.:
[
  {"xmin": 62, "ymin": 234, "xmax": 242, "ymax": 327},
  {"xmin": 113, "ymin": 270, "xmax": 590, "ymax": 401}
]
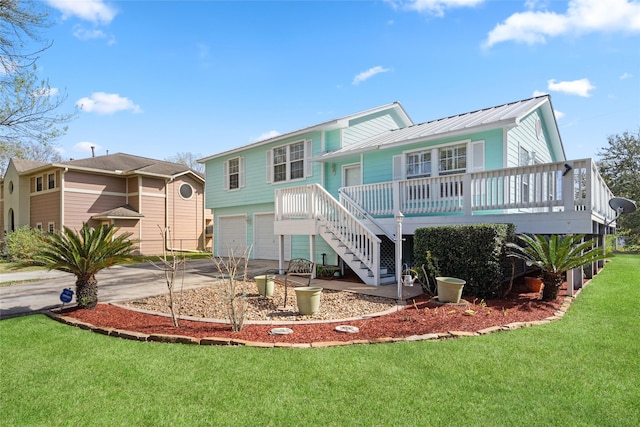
[{"xmin": 414, "ymin": 223, "xmax": 515, "ymax": 298}]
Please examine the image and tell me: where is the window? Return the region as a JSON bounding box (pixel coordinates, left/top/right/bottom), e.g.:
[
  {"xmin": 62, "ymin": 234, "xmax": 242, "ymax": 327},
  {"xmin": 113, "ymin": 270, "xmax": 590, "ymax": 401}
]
[
  {"xmin": 224, "ymin": 157, "xmax": 245, "ymax": 190},
  {"xmin": 228, "ymin": 158, "xmax": 240, "ymax": 189},
  {"xmin": 48, "ymin": 222, "xmax": 55, "ymax": 233},
  {"xmin": 48, "ymin": 173, "xmax": 55, "ymax": 190},
  {"xmin": 519, "ymin": 146, "xmax": 530, "ymax": 166},
  {"xmin": 438, "ymin": 144, "xmax": 466, "ymax": 175},
  {"xmin": 406, "ymin": 150, "xmax": 431, "ymax": 178},
  {"xmin": 519, "ymin": 147, "xmax": 530, "ymax": 203},
  {"xmin": 36, "ymin": 223, "xmax": 43, "ymax": 231},
  {"xmin": 179, "ymin": 183, "xmax": 193, "ymax": 199},
  {"xmin": 269, "ymin": 140, "xmax": 307, "ymax": 183},
  {"xmin": 36, "ymin": 176, "xmax": 43, "ymax": 192}
]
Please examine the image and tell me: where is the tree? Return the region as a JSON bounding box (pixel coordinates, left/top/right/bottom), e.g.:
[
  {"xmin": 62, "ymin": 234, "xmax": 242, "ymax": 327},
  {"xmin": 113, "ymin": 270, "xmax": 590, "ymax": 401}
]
[
  {"xmin": 597, "ymin": 130, "xmax": 640, "ymax": 249},
  {"xmin": 36, "ymin": 223, "xmax": 136, "ymax": 309},
  {"xmin": 507, "ymin": 234, "xmax": 606, "ymax": 301},
  {"xmin": 165, "ymin": 152, "xmax": 204, "ymax": 173},
  {"xmin": 0, "ymin": 0, "xmax": 75, "ymax": 174}
]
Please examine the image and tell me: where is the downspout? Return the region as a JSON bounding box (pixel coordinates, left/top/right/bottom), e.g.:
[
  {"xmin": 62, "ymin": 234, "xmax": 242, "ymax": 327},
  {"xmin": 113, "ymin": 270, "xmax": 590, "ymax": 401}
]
[
  {"xmin": 164, "ymin": 177, "xmax": 191, "ymax": 252},
  {"xmin": 60, "ymin": 168, "xmax": 67, "ymax": 228}
]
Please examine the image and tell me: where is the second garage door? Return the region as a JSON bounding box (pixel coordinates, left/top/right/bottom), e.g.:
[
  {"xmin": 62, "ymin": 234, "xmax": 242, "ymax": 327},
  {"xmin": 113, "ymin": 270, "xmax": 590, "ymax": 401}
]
[{"xmin": 254, "ymin": 213, "xmax": 290, "ymax": 260}]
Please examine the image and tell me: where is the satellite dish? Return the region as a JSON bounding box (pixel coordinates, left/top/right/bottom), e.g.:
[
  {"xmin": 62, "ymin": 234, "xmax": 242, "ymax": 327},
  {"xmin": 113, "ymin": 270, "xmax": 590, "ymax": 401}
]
[{"xmin": 609, "ymin": 197, "xmax": 637, "ymax": 215}]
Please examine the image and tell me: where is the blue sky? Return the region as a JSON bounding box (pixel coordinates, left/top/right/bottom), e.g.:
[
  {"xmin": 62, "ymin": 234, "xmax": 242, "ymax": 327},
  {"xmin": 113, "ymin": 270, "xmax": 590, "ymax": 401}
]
[{"xmin": 37, "ymin": 0, "xmax": 639, "ymax": 162}]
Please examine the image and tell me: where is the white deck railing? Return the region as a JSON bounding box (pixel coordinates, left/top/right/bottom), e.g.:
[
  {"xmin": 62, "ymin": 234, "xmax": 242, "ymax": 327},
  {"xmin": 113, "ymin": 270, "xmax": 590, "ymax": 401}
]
[{"xmin": 338, "ymin": 158, "xmax": 615, "ymax": 222}]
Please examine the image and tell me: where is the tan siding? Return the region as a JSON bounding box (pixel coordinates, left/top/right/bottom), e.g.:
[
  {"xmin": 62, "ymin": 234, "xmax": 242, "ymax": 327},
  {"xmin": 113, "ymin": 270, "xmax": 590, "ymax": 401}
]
[
  {"xmin": 112, "ymin": 219, "xmax": 142, "ymax": 255},
  {"xmin": 141, "ymin": 176, "xmax": 165, "ymax": 194},
  {"xmin": 30, "ymin": 192, "xmax": 61, "ymax": 230},
  {"xmin": 63, "ymin": 192, "xmax": 127, "ymax": 230},
  {"xmin": 139, "ymin": 195, "xmax": 166, "ymax": 255},
  {"xmin": 0, "ymin": 199, "xmax": 4, "ymax": 235},
  {"xmin": 127, "ymin": 177, "xmax": 139, "ymax": 209},
  {"xmin": 65, "ymin": 171, "xmax": 126, "ymax": 193},
  {"xmin": 167, "ymin": 177, "xmax": 200, "ymax": 251}
]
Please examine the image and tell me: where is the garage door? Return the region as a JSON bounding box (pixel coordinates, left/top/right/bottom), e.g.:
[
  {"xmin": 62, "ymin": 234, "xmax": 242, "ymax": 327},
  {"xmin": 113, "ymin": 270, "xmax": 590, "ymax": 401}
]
[
  {"xmin": 217, "ymin": 216, "xmax": 247, "ymax": 257},
  {"xmin": 254, "ymin": 213, "xmax": 290, "ymax": 260}
]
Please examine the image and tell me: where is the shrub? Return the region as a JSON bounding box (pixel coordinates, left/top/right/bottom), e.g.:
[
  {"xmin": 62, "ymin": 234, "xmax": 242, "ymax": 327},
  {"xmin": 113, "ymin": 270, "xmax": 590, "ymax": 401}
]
[
  {"xmin": 4, "ymin": 226, "xmax": 44, "ymax": 264},
  {"xmin": 414, "ymin": 224, "xmax": 515, "ymax": 298}
]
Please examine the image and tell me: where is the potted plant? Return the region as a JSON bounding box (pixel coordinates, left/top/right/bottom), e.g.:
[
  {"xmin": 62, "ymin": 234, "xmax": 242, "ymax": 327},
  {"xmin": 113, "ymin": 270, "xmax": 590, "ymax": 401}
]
[
  {"xmin": 524, "ymin": 276, "xmax": 544, "ymax": 293},
  {"xmin": 507, "ymin": 234, "xmax": 605, "ymax": 301}
]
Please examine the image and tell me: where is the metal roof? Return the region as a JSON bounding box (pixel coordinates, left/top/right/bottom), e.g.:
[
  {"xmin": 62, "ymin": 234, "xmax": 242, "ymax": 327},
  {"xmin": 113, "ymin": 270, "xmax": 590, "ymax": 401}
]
[{"xmin": 320, "ymin": 95, "xmax": 560, "ymax": 160}]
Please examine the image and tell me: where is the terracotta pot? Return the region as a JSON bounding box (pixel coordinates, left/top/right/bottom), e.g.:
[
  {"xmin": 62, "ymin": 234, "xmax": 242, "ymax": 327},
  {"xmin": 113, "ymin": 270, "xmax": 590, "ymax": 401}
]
[{"xmin": 525, "ymin": 277, "xmax": 544, "ymax": 293}]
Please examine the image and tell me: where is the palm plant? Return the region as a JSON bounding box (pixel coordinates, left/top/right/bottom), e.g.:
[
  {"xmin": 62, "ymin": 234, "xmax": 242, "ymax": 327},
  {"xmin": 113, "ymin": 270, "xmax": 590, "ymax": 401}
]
[
  {"xmin": 37, "ymin": 223, "xmax": 135, "ymax": 309},
  {"xmin": 507, "ymin": 234, "xmax": 606, "ymax": 301}
]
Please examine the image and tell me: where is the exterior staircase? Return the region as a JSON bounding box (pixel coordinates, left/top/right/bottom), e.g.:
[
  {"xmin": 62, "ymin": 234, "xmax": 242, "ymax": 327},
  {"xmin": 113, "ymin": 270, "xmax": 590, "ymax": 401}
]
[{"xmin": 289, "ymin": 184, "xmax": 397, "ymax": 286}]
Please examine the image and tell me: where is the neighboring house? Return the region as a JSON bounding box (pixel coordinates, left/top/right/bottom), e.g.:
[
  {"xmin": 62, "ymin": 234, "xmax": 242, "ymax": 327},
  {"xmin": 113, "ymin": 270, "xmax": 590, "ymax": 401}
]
[
  {"xmin": 200, "ymin": 95, "xmax": 615, "ymax": 285},
  {"xmin": 1, "ymin": 153, "xmax": 212, "ymax": 255}
]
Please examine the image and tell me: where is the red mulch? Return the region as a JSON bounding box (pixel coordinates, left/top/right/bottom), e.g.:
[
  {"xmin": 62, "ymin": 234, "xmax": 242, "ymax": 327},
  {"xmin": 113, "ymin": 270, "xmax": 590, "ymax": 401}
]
[{"xmin": 60, "ymin": 279, "xmax": 570, "ymax": 344}]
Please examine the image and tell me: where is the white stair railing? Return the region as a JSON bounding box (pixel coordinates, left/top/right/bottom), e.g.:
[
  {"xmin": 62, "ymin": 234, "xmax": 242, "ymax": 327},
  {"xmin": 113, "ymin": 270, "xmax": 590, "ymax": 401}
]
[{"xmin": 276, "ymin": 184, "xmax": 382, "ymax": 284}]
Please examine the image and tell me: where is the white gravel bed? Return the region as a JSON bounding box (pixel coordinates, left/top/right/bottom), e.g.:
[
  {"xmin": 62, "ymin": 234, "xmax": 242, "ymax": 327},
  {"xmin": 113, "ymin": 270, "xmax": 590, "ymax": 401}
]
[{"xmin": 124, "ymin": 279, "xmax": 398, "ymax": 321}]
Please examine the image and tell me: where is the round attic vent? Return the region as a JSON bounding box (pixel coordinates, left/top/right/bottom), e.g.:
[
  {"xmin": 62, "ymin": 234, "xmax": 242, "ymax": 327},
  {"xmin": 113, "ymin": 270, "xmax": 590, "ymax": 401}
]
[{"xmin": 179, "ymin": 183, "xmax": 193, "ymax": 199}]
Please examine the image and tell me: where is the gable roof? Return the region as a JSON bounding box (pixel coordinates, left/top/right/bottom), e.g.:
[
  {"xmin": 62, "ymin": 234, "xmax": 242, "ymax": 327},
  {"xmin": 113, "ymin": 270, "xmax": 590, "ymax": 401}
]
[
  {"xmin": 6, "ymin": 153, "xmax": 204, "ymax": 182},
  {"xmin": 198, "ymin": 102, "xmax": 413, "ymax": 162},
  {"xmin": 320, "ymin": 95, "xmax": 564, "ymax": 160},
  {"xmin": 92, "ymin": 204, "xmax": 145, "ymax": 220}
]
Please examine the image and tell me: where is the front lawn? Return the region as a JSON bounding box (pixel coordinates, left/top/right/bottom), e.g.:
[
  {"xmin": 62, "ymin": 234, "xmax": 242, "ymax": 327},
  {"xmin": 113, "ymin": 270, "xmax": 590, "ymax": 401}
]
[{"xmin": 1, "ymin": 254, "xmax": 639, "ymax": 426}]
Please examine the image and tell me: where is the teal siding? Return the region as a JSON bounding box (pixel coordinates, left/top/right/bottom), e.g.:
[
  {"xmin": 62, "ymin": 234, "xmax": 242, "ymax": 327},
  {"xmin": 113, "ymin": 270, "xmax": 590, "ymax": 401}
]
[
  {"xmin": 205, "ymin": 131, "xmax": 323, "ymax": 210},
  {"xmin": 325, "ymin": 129, "xmax": 341, "ymax": 152},
  {"xmin": 324, "ymin": 156, "xmax": 360, "ymax": 197},
  {"xmin": 290, "ymin": 235, "xmax": 336, "ymax": 263},
  {"xmin": 343, "ymin": 114, "xmax": 399, "ymax": 147},
  {"xmin": 506, "ymin": 108, "xmax": 556, "ymax": 167}
]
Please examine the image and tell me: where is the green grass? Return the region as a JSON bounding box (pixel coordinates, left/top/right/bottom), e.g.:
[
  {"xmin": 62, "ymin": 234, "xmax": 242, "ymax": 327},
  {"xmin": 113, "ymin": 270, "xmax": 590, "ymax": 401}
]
[{"xmin": 1, "ymin": 255, "xmax": 639, "ymax": 426}]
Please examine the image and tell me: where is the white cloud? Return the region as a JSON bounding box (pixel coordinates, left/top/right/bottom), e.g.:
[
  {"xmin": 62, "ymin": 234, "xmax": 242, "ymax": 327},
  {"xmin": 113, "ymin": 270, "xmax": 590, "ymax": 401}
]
[
  {"xmin": 32, "ymin": 87, "xmax": 59, "ymax": 97},
  {"xmin": 547, "ymin": 78, "xmax": 595, "ymax": 97},
  {"xmin": 255, "ymin": 130, "xmax": 281, "ymax": 142},
  {"xmin": 45, "ymin": 0, "xmax": 117, "ymax": 25},
  {"xmin": 73, "ymin": 142, "xmax": 103, "ymax": 154},
  {"xmin": 76, "ymin": 92, "xmax": 142, "ymax": 115},
  {"xmin": 620, "ymin": 72, "xmax": 633, "ymax": 80},
  {"xmin": 389, "ymin": 0, "xmax": 484, "ymax": 17},
  {"xmin": 532, "ymin": 90, "xmax": 549, "ymax": 97},
  {"xmin": 73, "ymin": 26, "xmax": 107, "ymax": 40},
  {"xmin": 353, "ymin": 66, "xmax": 391, "ymax": 85},
  {"xmin": 554, "ymin": 110, "xmax": 565, "ymax": 120},
  {"xmin": 484, "ymin": 0, "xmax": 640, "ymax": 48}
]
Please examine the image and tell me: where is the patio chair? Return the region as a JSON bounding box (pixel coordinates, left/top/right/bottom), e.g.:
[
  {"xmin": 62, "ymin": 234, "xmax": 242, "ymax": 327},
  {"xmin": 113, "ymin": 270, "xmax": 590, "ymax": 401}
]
[{"xmin": 266, "ymin": 258, "xmax": 315, "ymax": 308}]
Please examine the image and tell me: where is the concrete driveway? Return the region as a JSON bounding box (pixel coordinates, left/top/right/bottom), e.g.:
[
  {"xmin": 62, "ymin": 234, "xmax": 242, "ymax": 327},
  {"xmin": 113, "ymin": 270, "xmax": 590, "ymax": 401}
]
[{"xmin": 0, "ymin": 259, "xmax": 279, "ymax": 319}]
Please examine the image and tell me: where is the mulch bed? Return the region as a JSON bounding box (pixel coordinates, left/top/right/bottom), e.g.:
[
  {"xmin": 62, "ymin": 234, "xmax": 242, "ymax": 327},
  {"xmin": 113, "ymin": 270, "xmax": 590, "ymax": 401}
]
[{"xmin": 60, "ymin": 279, "xmax": 570, "ymax": 344}]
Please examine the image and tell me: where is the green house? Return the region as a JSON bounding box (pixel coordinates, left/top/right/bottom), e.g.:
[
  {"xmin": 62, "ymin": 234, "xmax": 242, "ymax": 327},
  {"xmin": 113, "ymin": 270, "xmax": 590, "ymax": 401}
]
[{"xmin": 200, "ymin": 95, "xmax": 615, "ymax": 285}]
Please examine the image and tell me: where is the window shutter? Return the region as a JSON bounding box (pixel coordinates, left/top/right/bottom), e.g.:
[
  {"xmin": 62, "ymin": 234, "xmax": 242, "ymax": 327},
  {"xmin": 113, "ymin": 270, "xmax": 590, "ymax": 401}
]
[
  {"xmin": 305, "ymin": 139, "xmax": 313, "ymax": 177},
  {"xmin": 239, "ymin": 157, "xmax": 245, "ymax": 188},
  {"xmin": 223, "ymin": 160, "xmax": 229, "ymax": 190},
  {"xmin": 471, "ymin": 141, "xmax": 485, "ymax": 172},
  {"xmin": 392, "ymin": 155, "xmax": 402, "ymax": 180},
  {"xmin": 266, "ymin": 150, "xmax": 272, "ymax": 183}
]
